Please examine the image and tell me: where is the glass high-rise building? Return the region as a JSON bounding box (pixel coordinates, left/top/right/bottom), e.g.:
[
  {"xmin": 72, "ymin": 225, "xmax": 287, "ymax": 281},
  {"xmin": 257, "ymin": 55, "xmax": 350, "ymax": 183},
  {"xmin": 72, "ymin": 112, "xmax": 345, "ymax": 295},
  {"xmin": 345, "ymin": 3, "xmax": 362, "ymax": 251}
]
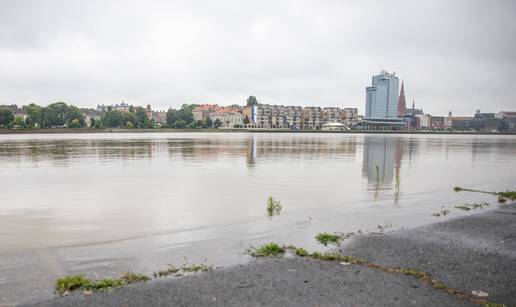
[{"xmin": 365, "ymin": 71, "xmax": 400, "ymax": 119}]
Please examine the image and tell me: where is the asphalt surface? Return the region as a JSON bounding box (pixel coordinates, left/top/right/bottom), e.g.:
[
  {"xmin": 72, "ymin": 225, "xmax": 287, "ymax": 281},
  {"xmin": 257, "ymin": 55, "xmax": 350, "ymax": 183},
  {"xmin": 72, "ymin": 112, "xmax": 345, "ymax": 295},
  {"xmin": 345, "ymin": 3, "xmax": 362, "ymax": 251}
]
[{"xmin": 24, "ymin": 203, "xmax": 516, "ymax": 307}]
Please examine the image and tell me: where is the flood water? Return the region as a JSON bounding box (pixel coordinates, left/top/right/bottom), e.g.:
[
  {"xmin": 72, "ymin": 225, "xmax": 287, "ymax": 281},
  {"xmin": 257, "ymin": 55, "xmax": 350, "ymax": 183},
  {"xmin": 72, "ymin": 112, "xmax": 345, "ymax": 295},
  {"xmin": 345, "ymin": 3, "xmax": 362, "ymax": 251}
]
[{"xmin": 1, "ymin": 132, "xmax": 515, "ymax": 304}]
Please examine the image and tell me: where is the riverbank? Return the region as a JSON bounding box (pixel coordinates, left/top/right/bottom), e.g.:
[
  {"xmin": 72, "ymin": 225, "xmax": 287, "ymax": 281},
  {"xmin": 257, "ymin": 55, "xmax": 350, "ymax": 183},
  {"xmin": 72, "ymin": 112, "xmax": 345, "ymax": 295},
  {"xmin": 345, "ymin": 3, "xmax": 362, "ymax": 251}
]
[
  {"xmin": 25, "ymin": 203, "xmax": 515, "ymax": 307},
  {"xmin": 1, "ymin": 128, "xmax": 515, "ymax": 135}
]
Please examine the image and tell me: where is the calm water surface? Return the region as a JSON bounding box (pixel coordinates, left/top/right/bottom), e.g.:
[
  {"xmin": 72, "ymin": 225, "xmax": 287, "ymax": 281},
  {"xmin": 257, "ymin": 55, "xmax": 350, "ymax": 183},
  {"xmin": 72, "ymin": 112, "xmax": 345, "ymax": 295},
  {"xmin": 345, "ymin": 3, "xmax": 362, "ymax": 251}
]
[{"xmin": 1, "ymin": 132, "xmax": 515, "ymax": 303}]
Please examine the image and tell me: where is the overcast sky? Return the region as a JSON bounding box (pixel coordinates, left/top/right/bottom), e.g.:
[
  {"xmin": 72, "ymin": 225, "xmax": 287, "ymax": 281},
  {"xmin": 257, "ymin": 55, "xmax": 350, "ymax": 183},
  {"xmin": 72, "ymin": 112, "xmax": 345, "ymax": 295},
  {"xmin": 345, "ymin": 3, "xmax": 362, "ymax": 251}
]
[{"xmin": 1, "ymin": 0, "xmax": 515, "ymax": 115}]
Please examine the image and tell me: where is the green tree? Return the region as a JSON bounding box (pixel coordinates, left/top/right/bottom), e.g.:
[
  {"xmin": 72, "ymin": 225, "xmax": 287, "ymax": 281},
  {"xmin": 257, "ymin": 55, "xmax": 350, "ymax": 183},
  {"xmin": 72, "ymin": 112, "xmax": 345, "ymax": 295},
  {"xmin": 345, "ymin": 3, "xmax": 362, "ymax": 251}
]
[
  {"xmin": 195, "ymin": 120, "xmax": 205, "ymax": 128},
  {"xmin": 0, "ymin": 109, "xmax": 14, "ymax": 127},
  {"xmin": 14, "ymin": 116, "xmax": 25, "ymax": 127},
  {"xmin": 126, "ymin": 121, "xmax": 134, "ymax": 128},
  {"xmin": 89, "ymin": 117, "xmax": 96, "ymax": 128},
  {"xmin": 173, "ymin": 120, "xmax": 187, "ymax": 128},
  {"xmin": 102, "ymin": 110, "xmax": 131, "ymax": 128},
  {"xmin": 24, "ymin": 103, "xmax": 43, "ymax": 127},
  {"xmin": 205, "ymin": 117, "xmax": 213, "ymax": 128},
  {"xmin": 214, "ymin": 119, "xmax": 222, "ymax": 129},
  {"xmin": 70, "ymin": 118, "xmax": 81, "ymax": 128},
  {"xmin": 166, "ymin": 109, "xmax": 180, "ymax": 127},
  {"xmin": 134, "ymin": 107, "xmax": 150, "ymax": 128},
  {"xmin": 42, "ymin": 102, "xmax": 68, "ymax": 127},
  {"xmin": 243, "ymin": 115, "xmax": 250, "ymax": 125},
  {"xmin": 178, "ymin": 104, "xmax": 196, "ymax": 124},
  {"xmin": 129, "ymin": 105, "xmax": 135, "ymax": 114},
  {"xmin": 246, "ymin": 96, "xmax": 258, "ymax": 106},
  {"xmin": 41, "ymin": 102, "xmax": 84, "ymax": 128},
  {"xmin": 67, "ymin": 105, "xmax": 85, "ymax": 127}
]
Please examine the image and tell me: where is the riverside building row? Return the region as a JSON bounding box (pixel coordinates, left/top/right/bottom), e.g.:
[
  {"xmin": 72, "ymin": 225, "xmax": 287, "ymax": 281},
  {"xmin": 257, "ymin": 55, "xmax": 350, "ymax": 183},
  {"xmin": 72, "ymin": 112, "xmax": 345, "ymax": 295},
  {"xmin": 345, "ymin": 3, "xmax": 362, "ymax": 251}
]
[{"xmin": 192, "ymin": 103, "xmax": 358, "ymax": 129}]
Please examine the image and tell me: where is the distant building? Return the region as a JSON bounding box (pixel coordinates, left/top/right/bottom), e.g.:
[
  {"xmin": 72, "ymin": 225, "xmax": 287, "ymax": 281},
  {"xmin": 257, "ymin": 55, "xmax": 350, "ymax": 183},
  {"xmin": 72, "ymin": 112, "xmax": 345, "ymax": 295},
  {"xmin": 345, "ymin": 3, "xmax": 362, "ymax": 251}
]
[
  {"xmin": 473, "ymin": 111, "xmax": 495, "ymax": 120},
  {"xmin": 496, "ymin": 111, "xmax": 516, "ymax": 119},
  {"xmin": 416, "ymin": 114, "xmax": 431, "ymax": 128},
  {"xmin": 0, "ymin": 104, "xmax": 18, "ymax": 113},
  {"xmin": 80, "ymin": 108, "xmax": 102, "ymax": 126},
  {"xmin": 302, "ymin": 107, "xmax": 323, "ymax": 130},
  {"xmin": 192, "ymin": 104, "xmax": 219, "ymax": 122},
  {"xmin": 209, "ymin": 108, "xmax": 243, "ymax": 128},
  {"xmin": 397, "ymin": 81, "xmax": 406, "ymax": 117},
  {"xmin": 429, "ymin": 116, "xmax": 445, "ymax": 130},
  {"xmin": 96, "ymin": 102, "xmax": 130, "ymax": 113},
  {"xmin": 365, "ymin": 71, "xmax": 400, "ymax": 119},
  {"xmin": 343, "ymin": 108, "xmax": 359, "ymax": 121},
  {"xmin": 362, "ymin": 71, "xmax": 406, "ymax": 130},
  {"xmin": 322, "ymin": 122, "xmax": 348, "ymax": 131}
]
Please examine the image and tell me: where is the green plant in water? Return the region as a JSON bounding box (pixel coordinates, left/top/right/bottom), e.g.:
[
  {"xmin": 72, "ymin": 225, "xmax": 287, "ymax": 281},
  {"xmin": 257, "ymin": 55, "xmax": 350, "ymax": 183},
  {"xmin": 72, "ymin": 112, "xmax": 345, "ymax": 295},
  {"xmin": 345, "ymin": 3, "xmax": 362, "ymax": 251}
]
[
  {"xmin": 432, "ymin": 207, "xmax": 450, "ymax": 217},
  {"xmin": 453, "ymin": 186, "xmax": 464, "ymax": 192},
  {"xmin": 315, "ymin": 232, "xmax": 345, "ymax": 246},
  {"xmin": 453, "ymin": 186, "xmax": 515, "ymax": 203},
  {"xmin": 247, "ymin": 242, "xmax": 286, "ymax": 257},
  {"xmin": 455, "ymin": 202, "xmax": 489, "ymax": 211},
  {"xmin": 266, "ymin": 196, "xmax": 282, "ymax": 216},
  {"xmin": 497, "ymin": 190, "xmax": 516, "ymax": 201}
]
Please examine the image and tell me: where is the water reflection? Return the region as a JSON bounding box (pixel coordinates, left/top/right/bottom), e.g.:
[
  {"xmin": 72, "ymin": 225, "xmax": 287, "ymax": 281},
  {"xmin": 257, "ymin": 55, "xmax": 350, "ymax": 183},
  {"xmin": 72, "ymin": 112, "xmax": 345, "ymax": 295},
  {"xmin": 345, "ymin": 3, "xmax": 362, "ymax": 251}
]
[
  {"xmin": 0, "ymin": 134, "xmax": 359, "ymax": 167},
  {"xmin": 361, "ymin": 137, "xmax": 412, "ymax": 199}
]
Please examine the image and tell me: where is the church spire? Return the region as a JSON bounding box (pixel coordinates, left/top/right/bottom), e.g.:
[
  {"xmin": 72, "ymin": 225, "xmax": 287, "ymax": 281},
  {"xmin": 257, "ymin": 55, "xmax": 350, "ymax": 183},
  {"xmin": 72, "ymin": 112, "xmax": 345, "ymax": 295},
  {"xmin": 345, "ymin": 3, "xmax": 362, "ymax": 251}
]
[{"xmin": 397, "ymin": 81, "xmax": 406, "ymax": 117}]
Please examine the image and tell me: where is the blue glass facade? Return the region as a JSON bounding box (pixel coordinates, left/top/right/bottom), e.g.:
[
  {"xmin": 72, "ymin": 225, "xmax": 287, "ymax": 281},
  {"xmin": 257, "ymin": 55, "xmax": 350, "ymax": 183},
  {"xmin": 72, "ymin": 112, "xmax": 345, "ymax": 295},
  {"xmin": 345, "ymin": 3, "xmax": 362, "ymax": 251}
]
[{"xmin": 365, "ymin": 71, "xmax": 400, "ymax": 119}]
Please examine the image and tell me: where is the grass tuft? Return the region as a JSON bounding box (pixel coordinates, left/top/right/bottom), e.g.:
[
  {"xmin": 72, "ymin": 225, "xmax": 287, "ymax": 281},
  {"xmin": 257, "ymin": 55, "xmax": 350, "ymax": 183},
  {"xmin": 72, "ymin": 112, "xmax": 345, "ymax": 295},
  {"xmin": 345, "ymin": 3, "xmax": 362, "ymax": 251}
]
[
  {"xmin": 88, "ymin": 278, "xmax": 124, "ymax": 291},
  {"xmin": 247, "ymin": 242, "xmax": 286, "ymax": 257},
  {"xmin": 153, "ymin": 265, "xmax": 179, "ymax": 278},
  {"xmin": 315, "ymin": 232, "xmax": 345, "ymax": 246},
  {"xmin": 401, "ymin": 268, "xmax": 428, "ymax": 278},
  {"xmin": 121, "ymin": 272, "xmax": 150, "ymax": 284},
  {"xmin": 181, "ymin": 264, "xmax": 211, "ymax": 273},
  {"xmin": 55, "ymin": 275, "xmax": 91, "ymax": 294}
]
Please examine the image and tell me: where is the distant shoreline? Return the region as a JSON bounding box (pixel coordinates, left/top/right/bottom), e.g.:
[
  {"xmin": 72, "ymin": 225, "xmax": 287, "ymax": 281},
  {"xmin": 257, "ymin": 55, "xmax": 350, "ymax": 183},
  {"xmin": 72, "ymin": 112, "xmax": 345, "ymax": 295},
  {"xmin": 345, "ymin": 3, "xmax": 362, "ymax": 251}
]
[{"xmin": 1, "ymin": 128, "xmax": 515, "ymax": 135}]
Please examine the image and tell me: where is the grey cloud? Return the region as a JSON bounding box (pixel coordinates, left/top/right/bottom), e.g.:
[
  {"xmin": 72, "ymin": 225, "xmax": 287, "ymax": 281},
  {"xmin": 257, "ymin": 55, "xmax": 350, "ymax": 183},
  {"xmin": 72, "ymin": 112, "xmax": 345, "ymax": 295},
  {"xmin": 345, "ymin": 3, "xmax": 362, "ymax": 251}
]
[{"xmin": 0, "ymin": 0, "xmax": 515, "ymax": 115}]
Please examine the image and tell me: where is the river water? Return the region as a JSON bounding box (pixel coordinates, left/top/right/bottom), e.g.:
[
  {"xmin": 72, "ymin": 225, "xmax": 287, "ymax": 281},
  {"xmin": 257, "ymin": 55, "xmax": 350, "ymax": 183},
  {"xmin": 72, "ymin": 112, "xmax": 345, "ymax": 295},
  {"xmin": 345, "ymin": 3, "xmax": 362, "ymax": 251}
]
[{"xmin": 1, "ymin": 132, "xmax": 515, "ymax": 304}]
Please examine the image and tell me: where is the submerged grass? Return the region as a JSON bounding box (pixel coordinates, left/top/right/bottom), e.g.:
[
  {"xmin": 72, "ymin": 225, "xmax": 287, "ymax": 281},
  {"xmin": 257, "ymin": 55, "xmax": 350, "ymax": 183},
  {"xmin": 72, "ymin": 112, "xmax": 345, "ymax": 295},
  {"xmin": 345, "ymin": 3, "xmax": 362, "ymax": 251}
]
[
  {"xmin": 315, "ymin": 232, "xmax": 346, "ymax": 246},
  {"xmin": 497, "ymin": 190, "xmax": 516, "ymax": 201},
  {"xmin": 455, "ymin": 202, "xmax": 490, "ymax": 211},
  {"xmin": 247, "ymin": 242, "xmax": 286, "ymax": 257},
  {"xmin": 56, "ymin": 275, "xmax": 91, "ymax": 294},
  {"xmin": 453, "ymin": 186, "xmax": 516, "ymax": 203},
  {"xmin": 432, "ymin": 207, "xmax": 450, "ymax": 217},
  {"xmin": 266, "ymin": 196, "xmax": 282, "ymax": 216}
]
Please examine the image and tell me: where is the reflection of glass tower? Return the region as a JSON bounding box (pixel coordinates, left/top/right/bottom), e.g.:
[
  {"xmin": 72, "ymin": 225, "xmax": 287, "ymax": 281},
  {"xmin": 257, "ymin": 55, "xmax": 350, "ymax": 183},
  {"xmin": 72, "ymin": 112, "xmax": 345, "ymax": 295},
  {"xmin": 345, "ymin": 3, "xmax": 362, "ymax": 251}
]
[{"xmin": 362, "ymin": 137, "xmax": 400, "ymax": 189}]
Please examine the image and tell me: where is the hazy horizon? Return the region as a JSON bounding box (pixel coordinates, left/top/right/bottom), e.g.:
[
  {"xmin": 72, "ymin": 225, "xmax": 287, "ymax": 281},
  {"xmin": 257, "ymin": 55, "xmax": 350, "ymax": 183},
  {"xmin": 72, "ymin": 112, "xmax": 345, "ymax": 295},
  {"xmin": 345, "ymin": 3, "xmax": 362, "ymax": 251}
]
[{"xmin": 1, "ymin": 0, "xmax": 515, "ymax": 116}]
